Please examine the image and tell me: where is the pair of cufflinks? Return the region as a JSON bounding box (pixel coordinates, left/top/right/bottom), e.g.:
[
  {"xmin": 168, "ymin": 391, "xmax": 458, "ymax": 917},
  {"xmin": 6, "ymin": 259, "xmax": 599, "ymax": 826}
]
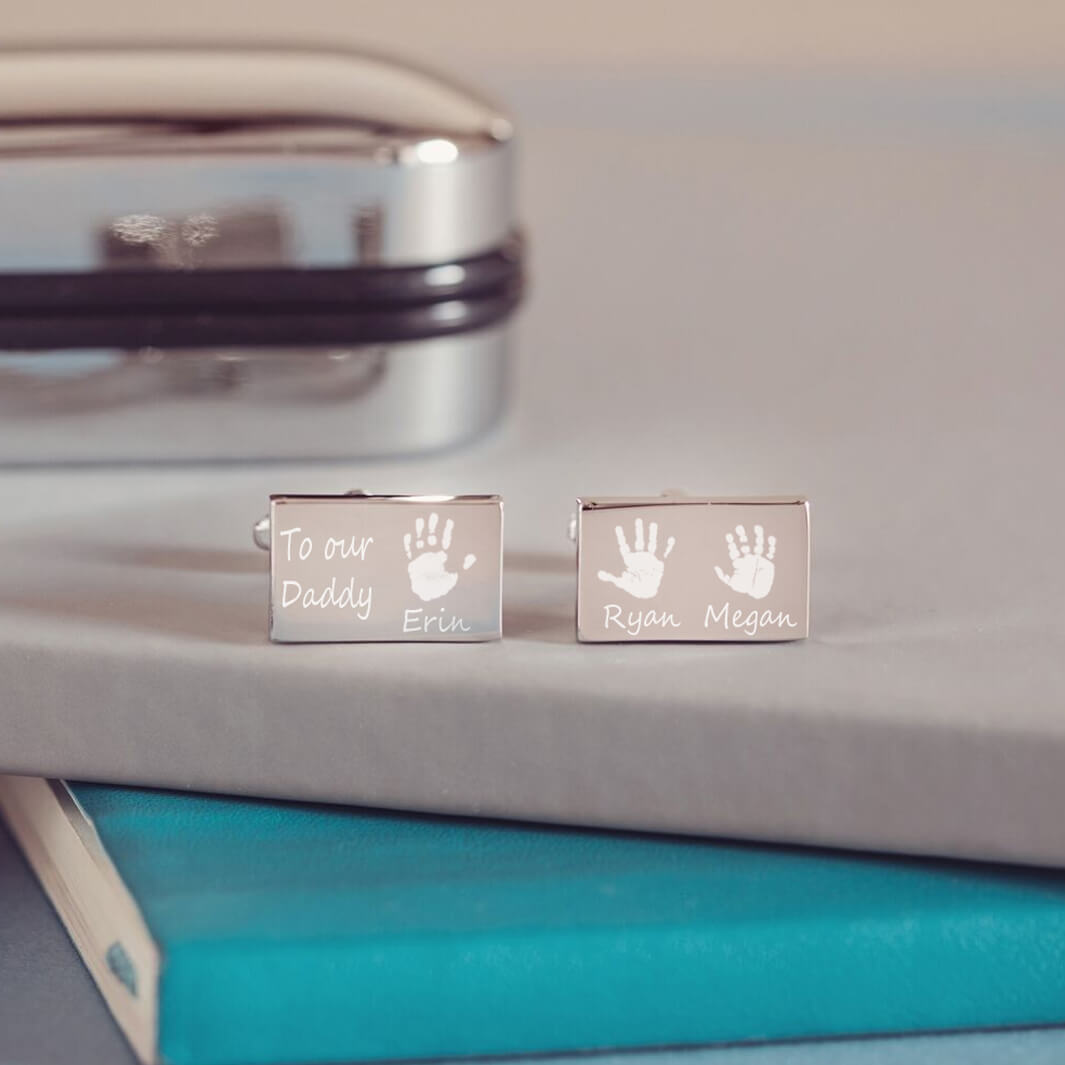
[{"xmin": 256, "ymin": 492, "xmax": 810, "ymax": 643}]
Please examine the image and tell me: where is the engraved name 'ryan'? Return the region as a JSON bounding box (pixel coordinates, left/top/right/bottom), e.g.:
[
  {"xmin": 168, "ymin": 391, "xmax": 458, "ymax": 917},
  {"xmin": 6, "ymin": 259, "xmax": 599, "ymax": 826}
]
[{"xmin": 603, "ymin": 604, "xmax": 681, "ymax": 636}]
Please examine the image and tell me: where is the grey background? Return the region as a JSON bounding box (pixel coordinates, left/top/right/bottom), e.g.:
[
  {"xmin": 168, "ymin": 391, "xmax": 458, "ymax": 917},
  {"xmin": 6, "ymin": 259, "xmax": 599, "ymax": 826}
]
[
  {"xmin": 4, "ymin": 19, "xmax": 1065, "ymax": 1060},
  {"xmin": 2, "ymin": 64, "xmax": 1063, "ymax": 867}
]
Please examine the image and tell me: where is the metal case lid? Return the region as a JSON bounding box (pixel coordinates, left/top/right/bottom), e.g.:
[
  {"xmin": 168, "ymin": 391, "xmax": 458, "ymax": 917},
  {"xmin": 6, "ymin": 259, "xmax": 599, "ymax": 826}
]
[{"xmin": 0, "ymin": 45, "xmax": 516, "ymax": 272}]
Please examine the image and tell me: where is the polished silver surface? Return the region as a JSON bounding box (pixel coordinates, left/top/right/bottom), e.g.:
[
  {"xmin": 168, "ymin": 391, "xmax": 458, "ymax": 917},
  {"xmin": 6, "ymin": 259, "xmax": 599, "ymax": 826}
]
[
  {"xmin": 576, "ymin": 497, "xmax": 810, "ymax": 642},
  {"xmin": 0, "ymin": 325, "xmax": 510, "ymax": 462},
  {"xmin": 0, "ymin": 45, "xmax": 515, "ymax": 269},
  {"xmin": 268, "ymin": 494, "xmax": 503, "ymax": 642}
]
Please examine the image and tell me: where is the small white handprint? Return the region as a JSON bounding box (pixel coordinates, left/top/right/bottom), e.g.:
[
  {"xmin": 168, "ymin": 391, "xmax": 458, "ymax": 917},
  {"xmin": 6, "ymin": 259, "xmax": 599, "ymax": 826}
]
[
  {"xmin": 714, "ymin": 524, "xmax": 776, "ymax": 600},
  {"xmin": 403, "ymin": 513, "xmax": 476, "ymax": 602},
  {"xmin": 597, "ymin": 518, "xmax": 675, "ymax": 600}
]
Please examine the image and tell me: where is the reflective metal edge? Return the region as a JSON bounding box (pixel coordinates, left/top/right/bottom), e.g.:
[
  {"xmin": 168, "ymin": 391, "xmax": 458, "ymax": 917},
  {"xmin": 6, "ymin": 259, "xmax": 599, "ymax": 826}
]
[
  {"xmin": 0, "ymin": 323, "xmax": 511, "ymax": 463},
  {"xmin": 0, "ymin": 45, "xmax": 516, "ymax": 270}
]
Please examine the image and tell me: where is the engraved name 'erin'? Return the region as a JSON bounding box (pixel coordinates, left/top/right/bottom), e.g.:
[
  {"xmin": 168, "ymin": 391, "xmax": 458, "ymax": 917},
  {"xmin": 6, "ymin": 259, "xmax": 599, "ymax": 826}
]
[
  {"xmin": 404, "ymin": 607, "xmax": 472, "ymax": 634},
  {"xmin": 704, "ymin": 602, "xmax": 798, "ymax": 637},
  {"xmin": 603, "ymin": 604, "xmax": 681, "ymax": 636}
]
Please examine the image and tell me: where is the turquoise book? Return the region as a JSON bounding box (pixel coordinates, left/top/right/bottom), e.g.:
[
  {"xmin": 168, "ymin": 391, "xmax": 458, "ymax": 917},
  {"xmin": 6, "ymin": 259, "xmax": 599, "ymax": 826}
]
[{"xmin": 3, "ymin": 775, "xmax": 1065, "ymax": 1065}]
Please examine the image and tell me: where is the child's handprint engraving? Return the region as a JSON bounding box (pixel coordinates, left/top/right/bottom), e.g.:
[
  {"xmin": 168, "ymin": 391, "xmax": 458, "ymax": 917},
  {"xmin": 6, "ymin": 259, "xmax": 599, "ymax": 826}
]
[
  {"xmin": 714, "ymin": 524, "xmax": 776, "ymax": 600},
  {"xmin": 403, "ymin": 513, "xmax": 476, "ymax": 602},
  {"xmin": 597, "ymin": 518, "xmax": 675, "ymax": 600}
]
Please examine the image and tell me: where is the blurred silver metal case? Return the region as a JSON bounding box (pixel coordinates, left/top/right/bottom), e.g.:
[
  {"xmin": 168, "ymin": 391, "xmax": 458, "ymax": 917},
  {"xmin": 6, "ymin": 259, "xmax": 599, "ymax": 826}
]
[{"xmin": 0, "ymin": 45, "xmax": 523, "ymax": 462}]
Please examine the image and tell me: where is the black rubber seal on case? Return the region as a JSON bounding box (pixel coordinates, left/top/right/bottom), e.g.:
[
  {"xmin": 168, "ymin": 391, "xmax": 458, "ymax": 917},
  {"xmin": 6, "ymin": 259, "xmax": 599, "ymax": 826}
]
[{"xmin": 0, "ymin": 240, "xmax": 524, "ymax": 349}]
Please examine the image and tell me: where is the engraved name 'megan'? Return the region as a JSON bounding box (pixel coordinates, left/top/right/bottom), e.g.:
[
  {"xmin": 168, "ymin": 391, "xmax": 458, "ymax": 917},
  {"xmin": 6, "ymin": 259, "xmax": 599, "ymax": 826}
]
[
  {"xmin": 603, "ymin": 604, "xmax": 681, "ymax": 637},
  {"xmin": 704, "ymin": 602, "xmax": 797, "ymax": 637}
]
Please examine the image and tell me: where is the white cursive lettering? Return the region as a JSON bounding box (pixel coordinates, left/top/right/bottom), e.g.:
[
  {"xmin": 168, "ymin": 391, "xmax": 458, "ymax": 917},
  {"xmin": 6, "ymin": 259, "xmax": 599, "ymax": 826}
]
[
  {"xmin": 323, "ymin": 535, "xmax": 374, "ymax": 562},
  {"xmin": 403, "ymin": 607, "xmax": 472, "ymax": 634},
  {"xmin": 603, "ymin": 603, "xmax": 681, "ymax": 637},
  {"xmin": 280, "ymin": 579, "xmax": 372, "ymax": 619},
  {"xmin": 704, "ymin": 601, "xmax": 797, "ymax": 637}
]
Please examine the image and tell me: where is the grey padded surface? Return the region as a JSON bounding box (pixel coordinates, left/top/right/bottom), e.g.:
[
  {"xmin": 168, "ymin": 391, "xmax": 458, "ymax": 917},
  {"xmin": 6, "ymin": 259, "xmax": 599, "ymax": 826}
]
[{"xmin": 1, "ymin": 70, "xmax": 1064, "ymax": 868}]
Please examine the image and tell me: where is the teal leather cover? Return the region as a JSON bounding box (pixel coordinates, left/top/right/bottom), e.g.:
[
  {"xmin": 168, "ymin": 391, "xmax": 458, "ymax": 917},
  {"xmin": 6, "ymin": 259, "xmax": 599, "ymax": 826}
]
[{"xmin": 70, "ymin": 784, "xmax": 1065, "ymax": 1065}]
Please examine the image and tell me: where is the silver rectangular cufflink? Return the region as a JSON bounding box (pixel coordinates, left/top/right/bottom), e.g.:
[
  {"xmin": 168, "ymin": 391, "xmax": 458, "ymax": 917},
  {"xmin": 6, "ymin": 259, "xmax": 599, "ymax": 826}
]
[
  {"xmin": 576, "ymin": 496, "xmax": 809, "ymax": 642},
  {"xmin": 264, "ymin": 494, "xmax": 503, "ymax": 642}
]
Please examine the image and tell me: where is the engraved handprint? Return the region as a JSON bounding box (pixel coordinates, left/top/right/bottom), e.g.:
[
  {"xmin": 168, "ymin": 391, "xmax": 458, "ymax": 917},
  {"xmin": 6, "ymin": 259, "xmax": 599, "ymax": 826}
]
[
  {"xmin": 714, "ymin": 524, "xmax": 776, "ymax": 600},
  {"xmin": 403, "ymin": 513, "xmax": 476, "ymax": 602},
  {"xmin": 597, "ymin": 518, "xmax": 675, "ymax": 600}
]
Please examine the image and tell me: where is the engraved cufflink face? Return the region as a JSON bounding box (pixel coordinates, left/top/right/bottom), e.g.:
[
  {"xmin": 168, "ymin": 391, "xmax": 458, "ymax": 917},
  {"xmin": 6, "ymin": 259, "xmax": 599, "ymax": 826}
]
[
  {"xmin": 576, "ymin": 497, "xmax": 809, "ymax": 642},
  {"xmin": 267, "ymin": 494, "xmax": 502, "ymax": 642}
]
